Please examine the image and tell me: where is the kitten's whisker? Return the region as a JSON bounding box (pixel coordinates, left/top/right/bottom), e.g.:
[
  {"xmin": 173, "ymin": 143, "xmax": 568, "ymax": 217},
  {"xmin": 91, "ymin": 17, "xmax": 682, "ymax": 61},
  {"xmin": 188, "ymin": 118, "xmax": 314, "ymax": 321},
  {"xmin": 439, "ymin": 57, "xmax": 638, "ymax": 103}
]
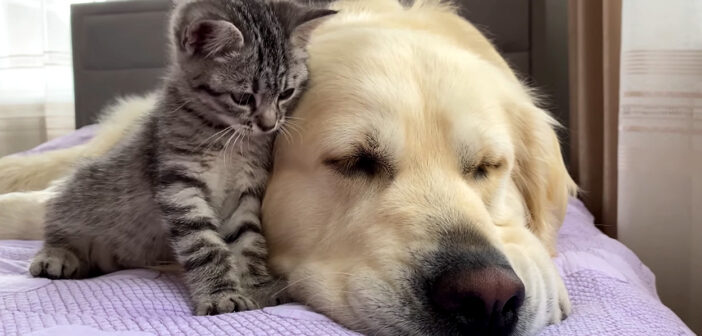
[
  {"xmin": 285, "ymin": 127, "xmax": 294, "ymax": 144},
  {"xmin": 225, "ymin": 130, "xmax": 239, "ymax": 171},
  {"xmin": 285, "ymin": 118, "xmax": 302, "ymax": 128},
  {"xmin": 203, "ymin": 130, "xmax": 231, "ymax": 153},
  {"xmin": 204, "ymin": 127, "xmax": 234, "ymax": 153},
  {"xmin": 198, "ymin": 126, "xmax": 232, "ymax": 149},
  {"xmin": 230, "ymin": 129, "xmax": 245, "ymax": 169},
  {"xmin": 233, "ymin": 129, "xmax": 245, "ymax": 153},
  {"xmin": 271, "ymin": 271, "xmax": 353, "ymax": 298},
  {"xmin": 284, "ymin": 121, "xmax": 303, "ymax": 139},
  {"xmin": 286, "ymin": 119, "xmax": 304, "ymax": 132},
  {"xmin": 245, "ymin": 130, "xmax": 251, "ymax": 153},
  {"xmin": 284, "ymin": 127, "xmax": 293, "ymax": 144},
  {"xmin": 279, "ymin": 126, "xmax": 292, "ymax": 144},
  {"xmin": 287, "ymin": 127, "xmax": 298, "ymax": 142},
  {"xmin": 169, "ymin": 100, "xmax": 189, "ymax": 115},
  {"xmin": 221, "ymin": 129, "xmax": 238, "ymax": 165},
  {"xmin": 287, "ymin": 125, "xmax": 302, "ymax": 138}
]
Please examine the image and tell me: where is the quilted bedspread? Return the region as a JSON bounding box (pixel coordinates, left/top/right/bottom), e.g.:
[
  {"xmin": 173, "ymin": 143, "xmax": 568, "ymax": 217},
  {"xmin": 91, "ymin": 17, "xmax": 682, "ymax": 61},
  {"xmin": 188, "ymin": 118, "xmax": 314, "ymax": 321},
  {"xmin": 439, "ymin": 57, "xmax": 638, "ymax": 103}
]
[{"xmin": 0, "ymin": 127, "xmax": 694, "ymax": 335}]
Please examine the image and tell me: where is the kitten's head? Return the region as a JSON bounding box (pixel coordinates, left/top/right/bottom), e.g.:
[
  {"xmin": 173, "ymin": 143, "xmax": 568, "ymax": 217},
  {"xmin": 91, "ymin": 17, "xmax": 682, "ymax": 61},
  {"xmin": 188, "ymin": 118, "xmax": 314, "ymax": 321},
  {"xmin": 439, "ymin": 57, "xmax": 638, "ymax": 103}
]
[{"xmin": 169, "ymin": 0, "xmax": 336, "ymax": 135}]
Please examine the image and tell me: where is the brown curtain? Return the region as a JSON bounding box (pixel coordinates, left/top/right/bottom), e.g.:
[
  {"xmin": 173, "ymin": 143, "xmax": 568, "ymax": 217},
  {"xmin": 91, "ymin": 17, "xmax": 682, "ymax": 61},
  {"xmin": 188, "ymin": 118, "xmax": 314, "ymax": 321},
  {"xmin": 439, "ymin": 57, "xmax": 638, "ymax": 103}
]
[{"xmin": 567, "ymin": 0, "xmax": 621, "ymax": 238}]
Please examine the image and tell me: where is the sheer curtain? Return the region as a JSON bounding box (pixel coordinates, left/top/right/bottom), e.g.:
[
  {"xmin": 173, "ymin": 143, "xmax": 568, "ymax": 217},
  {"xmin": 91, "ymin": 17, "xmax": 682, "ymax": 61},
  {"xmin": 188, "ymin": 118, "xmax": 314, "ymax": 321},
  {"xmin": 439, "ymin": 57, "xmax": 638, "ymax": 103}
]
[
  {"xmin": 619, "ymin": 0, "xmax": 702, "ymax": 333},
  {"xmin": 0, "ymin": 0, "xmax": 105, "ymax": 156}
]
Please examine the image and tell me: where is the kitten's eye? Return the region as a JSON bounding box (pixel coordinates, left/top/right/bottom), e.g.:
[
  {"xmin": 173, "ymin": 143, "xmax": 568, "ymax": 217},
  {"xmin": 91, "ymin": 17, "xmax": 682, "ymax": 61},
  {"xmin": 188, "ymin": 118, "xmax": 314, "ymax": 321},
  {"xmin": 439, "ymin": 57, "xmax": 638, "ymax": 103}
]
[
  {"xmin": 278, "ymin": 88, "xmax": 295, "ymax": 101},
  {"xmin": 231, "ymin": 93, "xmax": 255, "ymax": 107}
]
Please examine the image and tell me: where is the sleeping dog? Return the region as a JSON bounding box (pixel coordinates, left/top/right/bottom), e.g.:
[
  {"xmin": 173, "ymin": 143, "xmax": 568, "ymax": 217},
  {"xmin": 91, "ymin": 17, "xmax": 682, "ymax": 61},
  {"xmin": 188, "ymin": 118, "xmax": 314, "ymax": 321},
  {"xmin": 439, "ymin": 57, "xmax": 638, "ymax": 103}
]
[{"xmin": 0, "ymin": 0, "xmax": 576, "ymax": 335}]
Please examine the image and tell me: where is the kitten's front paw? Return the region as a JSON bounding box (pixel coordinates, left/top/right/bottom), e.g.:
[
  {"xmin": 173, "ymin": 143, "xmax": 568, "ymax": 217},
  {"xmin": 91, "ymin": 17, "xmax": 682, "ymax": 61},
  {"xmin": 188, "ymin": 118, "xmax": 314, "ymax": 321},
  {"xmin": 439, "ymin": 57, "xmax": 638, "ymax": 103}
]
[
  {"xmin": 194, "ymin": 290, "xmax": 259, "ymax": 315},
  {"xmin": 29, "ymin": 247, "xmax": 85, "ymax": 279}
]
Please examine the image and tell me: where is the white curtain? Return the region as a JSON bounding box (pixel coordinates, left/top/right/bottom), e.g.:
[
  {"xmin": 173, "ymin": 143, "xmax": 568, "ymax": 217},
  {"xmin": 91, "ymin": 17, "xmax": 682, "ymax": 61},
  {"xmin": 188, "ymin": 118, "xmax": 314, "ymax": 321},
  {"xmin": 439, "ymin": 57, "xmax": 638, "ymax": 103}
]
[
  {"xmin": 619, "ymin": 0, "xmax": 702, "ymax": 333},
  {"xmin": 0, "ymin": 0, "xmax": 105, "ymax": 156}
]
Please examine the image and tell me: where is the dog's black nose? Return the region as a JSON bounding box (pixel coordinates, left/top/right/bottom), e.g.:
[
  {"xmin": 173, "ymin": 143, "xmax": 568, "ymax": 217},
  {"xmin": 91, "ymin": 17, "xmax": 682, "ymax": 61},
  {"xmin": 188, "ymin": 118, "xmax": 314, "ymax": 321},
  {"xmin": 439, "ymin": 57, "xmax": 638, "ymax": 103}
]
[{"xmin": 430, "ymin": 266, "xmax": 525, "ymax": 335}]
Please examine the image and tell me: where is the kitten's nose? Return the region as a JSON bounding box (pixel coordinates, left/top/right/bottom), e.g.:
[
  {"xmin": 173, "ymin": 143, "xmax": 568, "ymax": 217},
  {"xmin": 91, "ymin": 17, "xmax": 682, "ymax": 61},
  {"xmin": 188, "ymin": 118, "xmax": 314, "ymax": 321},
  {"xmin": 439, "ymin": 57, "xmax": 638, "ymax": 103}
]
[{"xmin": 255, "ymin": 113, "xmax": 277, "ymax": 132}]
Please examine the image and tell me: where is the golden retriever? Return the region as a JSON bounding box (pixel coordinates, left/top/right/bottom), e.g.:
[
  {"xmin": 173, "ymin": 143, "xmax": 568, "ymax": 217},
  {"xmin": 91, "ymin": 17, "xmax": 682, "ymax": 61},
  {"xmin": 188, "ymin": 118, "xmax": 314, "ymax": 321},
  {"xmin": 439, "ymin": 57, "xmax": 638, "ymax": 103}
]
[{"xmin": 0, "ymin": 0, "xmax": 576, "ymax": 335}]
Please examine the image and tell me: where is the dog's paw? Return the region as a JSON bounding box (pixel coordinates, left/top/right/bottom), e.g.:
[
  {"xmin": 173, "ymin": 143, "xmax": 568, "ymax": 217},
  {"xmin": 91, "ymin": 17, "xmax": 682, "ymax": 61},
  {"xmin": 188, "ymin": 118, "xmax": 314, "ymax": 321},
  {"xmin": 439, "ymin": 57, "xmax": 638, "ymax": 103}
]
[
  {"xmin": 193, "ymin": 290, "xmax": 259, "ymax": 315},
  {"xmin": 29, "ymin": 247, "xmax": 85, "ymax": 279},
  {"xmin": 538, "ymin": 259, "xmax": 571, "ymax": 325},
  {"xmin": 555, "ymin": 277, "xmax": 572, "ymax": 321}
]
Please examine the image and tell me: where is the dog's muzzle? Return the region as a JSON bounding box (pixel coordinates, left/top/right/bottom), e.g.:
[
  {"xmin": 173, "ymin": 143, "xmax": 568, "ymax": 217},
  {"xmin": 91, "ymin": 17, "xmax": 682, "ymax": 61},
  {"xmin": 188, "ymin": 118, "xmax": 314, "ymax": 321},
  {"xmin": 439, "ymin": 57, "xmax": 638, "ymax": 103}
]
[
  {"xmin": 413, "ymin": 232, "xmax": 525, "ymax": 336},
  {"xmin": 429, "ymin": 260, "xmax": 525, "ymax": 335}
]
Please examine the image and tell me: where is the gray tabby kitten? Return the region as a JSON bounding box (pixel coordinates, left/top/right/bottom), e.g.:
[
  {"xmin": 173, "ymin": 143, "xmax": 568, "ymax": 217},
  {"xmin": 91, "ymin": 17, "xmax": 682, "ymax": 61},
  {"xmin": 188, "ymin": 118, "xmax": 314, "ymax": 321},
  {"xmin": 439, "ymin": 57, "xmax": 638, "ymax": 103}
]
[{"xmin": 29, "ymin": 0, "xmax": 335, "ymax": 315}]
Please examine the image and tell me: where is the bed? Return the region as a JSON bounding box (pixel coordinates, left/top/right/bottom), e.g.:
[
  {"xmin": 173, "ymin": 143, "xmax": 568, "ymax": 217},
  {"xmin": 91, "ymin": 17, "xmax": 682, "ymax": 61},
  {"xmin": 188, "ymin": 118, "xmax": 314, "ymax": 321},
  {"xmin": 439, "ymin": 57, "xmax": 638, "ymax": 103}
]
[
  {"xmin": 0, "ymin": 135, "xmax": 691, "ymax": 334},
  {"xmin": 0, "ymin": 0, "xmax": 694, "ymax": 335}
]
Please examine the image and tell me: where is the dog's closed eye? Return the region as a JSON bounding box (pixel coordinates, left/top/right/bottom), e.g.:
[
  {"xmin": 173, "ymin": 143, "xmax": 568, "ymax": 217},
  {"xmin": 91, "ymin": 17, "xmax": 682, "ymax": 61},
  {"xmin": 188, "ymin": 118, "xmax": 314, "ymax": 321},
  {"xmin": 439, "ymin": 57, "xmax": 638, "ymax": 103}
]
[
  {"xmin": 324, "ymin": 149, "xmax": 394, "ymax": 179},
  {"xmin": 463, "ymin": 160, "xmax": 503, "ymax": 179}
]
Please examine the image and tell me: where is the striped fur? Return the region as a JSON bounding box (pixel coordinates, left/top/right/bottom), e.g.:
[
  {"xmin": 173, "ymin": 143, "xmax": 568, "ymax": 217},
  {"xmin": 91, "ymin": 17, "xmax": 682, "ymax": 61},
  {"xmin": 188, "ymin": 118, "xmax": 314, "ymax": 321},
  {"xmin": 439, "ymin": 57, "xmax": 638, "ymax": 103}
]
[{"xmin": 29, "ymin": 0, "xmax": 335, "ymax": 315}]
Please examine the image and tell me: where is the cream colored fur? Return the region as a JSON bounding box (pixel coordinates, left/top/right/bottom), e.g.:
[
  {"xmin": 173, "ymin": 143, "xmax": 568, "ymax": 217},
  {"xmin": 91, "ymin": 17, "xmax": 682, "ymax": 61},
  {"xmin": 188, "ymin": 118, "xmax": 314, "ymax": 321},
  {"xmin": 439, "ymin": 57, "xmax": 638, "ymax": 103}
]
[
  {"xmin": 262, "ymin": 0, "xmax": 576, "ymax": 334},
  {"xmin": 0, "ymin": 1, "xmax": 575, "ymax": 334},
  {"xmin": 0, "ymin": 95, "xmax": 156, "ymax": 240},
  {"xmin": 0, "ymin": 184, "xmax": 56, "ymax": 240},
  {"xmin": 0, "ymin": 94, "xmax": 156, "ymax": 194}
]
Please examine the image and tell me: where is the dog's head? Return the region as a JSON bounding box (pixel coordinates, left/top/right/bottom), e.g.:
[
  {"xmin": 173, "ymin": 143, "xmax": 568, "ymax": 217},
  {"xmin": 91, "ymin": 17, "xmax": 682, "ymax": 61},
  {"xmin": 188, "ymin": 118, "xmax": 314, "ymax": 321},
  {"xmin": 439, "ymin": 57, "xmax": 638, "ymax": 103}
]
[{"xmin": 262, "ymin": 1, "xmax": 576, "ymax": 335}]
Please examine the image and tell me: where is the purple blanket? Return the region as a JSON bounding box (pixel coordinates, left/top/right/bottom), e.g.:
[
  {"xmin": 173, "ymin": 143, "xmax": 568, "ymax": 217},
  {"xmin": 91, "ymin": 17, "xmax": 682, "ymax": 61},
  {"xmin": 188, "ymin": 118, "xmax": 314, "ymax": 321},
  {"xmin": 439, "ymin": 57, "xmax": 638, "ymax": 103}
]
[{"xmin": 0, "ymin": 128, "xmax": 693, "ymax": 335}]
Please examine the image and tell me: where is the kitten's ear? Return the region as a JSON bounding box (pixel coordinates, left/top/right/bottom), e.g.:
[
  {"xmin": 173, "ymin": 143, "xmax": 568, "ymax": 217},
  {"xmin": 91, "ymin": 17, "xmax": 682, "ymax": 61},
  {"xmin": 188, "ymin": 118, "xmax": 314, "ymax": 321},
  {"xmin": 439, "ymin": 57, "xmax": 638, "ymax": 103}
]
[
  {"xmin": 181, "ymin": 19, "xmax": 244, "ymax": 57},
  {"xmin": 291, "ymin": 8, "xmax": 337, "ymax": 45},
  {"xmin": 271, "ymin": 3, "xmax": 337, "ymax": 46}
]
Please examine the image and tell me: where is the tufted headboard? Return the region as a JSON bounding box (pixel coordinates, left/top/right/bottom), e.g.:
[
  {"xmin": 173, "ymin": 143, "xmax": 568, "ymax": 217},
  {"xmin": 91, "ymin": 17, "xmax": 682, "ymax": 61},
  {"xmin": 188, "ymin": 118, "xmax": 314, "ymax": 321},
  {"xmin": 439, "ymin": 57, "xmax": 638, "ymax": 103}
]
[{"xmin": 71, "ymin": 0, "xmax": 569, "ymax": 158}]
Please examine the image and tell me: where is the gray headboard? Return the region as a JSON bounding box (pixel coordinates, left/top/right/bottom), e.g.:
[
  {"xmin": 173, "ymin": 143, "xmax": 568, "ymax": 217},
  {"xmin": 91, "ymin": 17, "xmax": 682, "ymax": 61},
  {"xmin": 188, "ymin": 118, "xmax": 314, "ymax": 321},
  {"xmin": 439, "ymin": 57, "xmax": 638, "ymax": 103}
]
[
  {"xmin": 71, "ymin": 0, "xmax": 171, "ymax": 128},
  {"xmin": 71, "ymin": 0, "xmax": 569, "ymax": 155}
]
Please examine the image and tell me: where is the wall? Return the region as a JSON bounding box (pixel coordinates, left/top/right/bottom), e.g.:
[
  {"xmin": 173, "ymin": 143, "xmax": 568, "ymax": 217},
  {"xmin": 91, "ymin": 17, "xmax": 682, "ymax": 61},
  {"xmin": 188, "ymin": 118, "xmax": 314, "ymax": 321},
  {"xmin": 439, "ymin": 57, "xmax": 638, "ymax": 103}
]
[{"xmin": 618, "ymin": 0, "xmax": 702, "ymax": 333}]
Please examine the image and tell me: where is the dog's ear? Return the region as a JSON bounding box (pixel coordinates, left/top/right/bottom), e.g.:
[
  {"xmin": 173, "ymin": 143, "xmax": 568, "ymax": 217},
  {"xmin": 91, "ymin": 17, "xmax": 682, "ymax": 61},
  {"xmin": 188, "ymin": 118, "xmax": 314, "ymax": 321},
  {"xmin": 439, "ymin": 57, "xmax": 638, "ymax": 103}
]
[{"xmin": 510, "ymin": 103, "xmax": 577, "ymax": 255}]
